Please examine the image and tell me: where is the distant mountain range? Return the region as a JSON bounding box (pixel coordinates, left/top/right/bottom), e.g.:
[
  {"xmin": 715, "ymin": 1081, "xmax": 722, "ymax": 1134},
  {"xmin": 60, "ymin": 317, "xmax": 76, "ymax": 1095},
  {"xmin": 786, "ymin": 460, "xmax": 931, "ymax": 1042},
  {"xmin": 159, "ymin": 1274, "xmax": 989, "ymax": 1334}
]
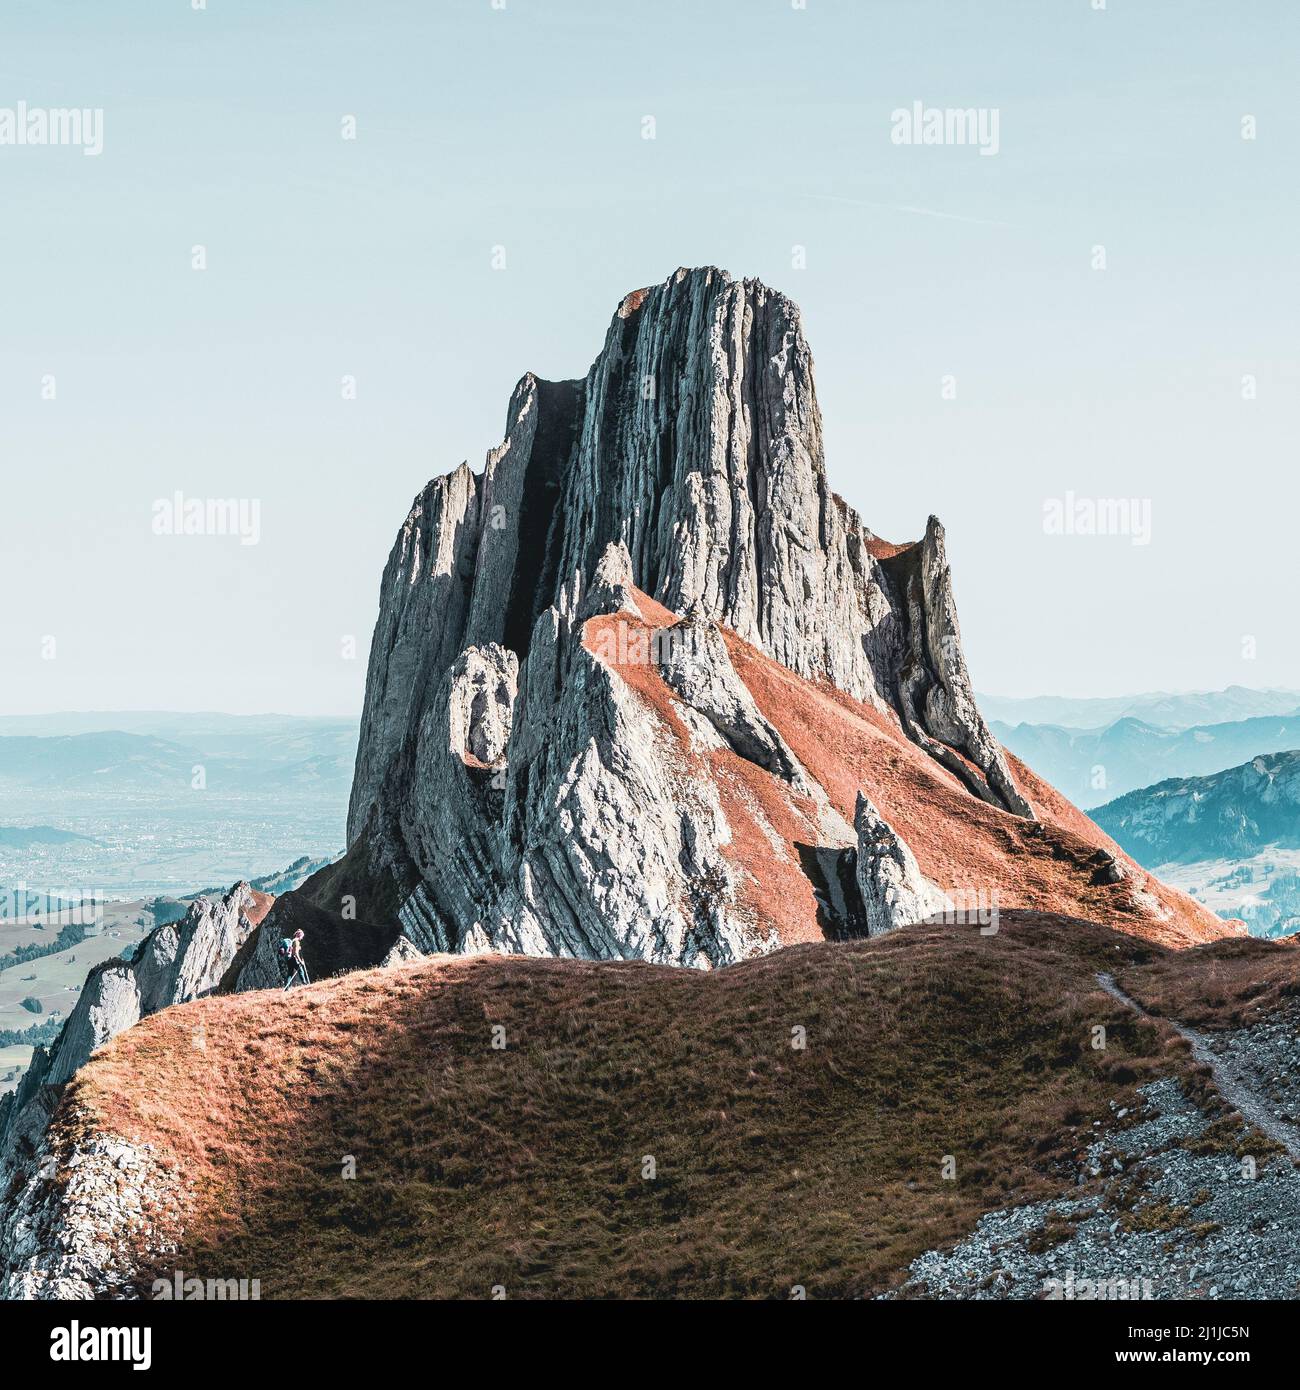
[
  {"xmin": 0, "ymin": 827, "xmax": 96, "ymax": 849},
  {"xmin": 194, "ymin": 856, "xmax": 335, "ymax": 900},
  {"xmin": 0, "ymin": 717, "xmax": 359, "ymax": 798},
  {"xmin": 0, "ymin": 733, "xmax": 205, "ymax": 793},
  {"xmin": 1094, "ymin": 751, "xmax": 1300, "ymax": 864},
  {"xmin": 0, "ymin": 712, "xmax": 357, "ymax": 742},
  {"xmin": 995, "ymin": 711, "xmax": 1300, "ymax": 808},
  {"xmin": 980, "ymin": 686, "xmax": 1300, "ymax": 732}
]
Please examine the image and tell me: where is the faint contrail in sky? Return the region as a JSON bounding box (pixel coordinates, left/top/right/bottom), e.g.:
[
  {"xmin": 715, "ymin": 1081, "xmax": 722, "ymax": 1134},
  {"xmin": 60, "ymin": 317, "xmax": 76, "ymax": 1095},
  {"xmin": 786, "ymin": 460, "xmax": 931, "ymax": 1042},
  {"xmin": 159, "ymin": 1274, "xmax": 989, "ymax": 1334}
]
[{"xmin": 799, "ymin": 191, "xmax": 1014, "ymax": 229}]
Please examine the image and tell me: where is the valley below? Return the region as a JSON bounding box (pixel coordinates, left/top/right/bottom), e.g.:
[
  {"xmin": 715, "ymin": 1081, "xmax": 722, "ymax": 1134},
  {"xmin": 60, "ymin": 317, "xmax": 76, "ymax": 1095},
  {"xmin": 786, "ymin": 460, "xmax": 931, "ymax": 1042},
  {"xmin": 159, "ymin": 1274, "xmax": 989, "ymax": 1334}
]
[
  {"xmin": 0, "ymin": 735, "xmax": 350, "ymax": 1094},
  {"xmin": 0, "ymin": 793, "xmax": 344, "ymax": 901}
]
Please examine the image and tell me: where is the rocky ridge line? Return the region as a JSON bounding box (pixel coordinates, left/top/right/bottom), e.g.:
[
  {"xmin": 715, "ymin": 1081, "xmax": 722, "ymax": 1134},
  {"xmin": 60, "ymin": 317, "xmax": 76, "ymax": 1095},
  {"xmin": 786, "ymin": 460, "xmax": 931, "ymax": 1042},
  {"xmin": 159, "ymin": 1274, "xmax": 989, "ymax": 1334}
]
[{"xmin": 0, "ymin": 883, "xmax": 268, "ymax": 1271}]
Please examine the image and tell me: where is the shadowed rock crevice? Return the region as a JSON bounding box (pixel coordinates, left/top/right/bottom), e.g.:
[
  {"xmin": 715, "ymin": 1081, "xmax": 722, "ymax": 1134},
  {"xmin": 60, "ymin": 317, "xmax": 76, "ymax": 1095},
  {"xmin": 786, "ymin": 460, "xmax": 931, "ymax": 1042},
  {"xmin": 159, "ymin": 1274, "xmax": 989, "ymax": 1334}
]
[{"xmin": 496, "ymin": 377, "xmax": 583, "ymax": 660}]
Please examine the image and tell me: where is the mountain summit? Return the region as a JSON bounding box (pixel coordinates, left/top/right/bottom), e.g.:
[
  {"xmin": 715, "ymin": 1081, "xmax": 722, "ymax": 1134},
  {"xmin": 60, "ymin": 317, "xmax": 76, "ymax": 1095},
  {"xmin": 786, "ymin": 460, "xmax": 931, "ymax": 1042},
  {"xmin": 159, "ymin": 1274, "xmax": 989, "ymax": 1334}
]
[{"xmin": 296, "ymin": 266, "xmax": 1221, "ymax": 965}]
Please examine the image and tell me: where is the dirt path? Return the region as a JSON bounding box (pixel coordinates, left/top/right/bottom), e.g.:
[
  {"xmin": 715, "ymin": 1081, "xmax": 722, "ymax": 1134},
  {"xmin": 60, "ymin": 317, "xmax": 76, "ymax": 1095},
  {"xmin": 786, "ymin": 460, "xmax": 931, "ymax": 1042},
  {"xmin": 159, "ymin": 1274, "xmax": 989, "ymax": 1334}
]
[{"xmin": 1097, "ymin": 971, "xmax": 1300, "ymax": 1163}]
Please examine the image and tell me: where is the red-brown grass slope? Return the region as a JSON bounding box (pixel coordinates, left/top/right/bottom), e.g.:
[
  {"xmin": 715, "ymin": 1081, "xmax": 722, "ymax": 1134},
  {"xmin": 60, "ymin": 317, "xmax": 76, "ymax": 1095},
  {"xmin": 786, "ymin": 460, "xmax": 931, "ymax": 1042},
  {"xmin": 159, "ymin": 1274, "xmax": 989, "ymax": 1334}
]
[
  {"xmin": 61, "ymin": 911, "xmax": 1195, "ymax": 1300},
  {"xmin": 245, "ymin": 890, "xmax": 274, "ymax": 927},
  {"xmin": 1120, "ymin": 934, "xmax": 1300, "ymax": 1030},
  {"xmin": 584, "ymin": 591, "xmax": 1229, "ymax": 953}
]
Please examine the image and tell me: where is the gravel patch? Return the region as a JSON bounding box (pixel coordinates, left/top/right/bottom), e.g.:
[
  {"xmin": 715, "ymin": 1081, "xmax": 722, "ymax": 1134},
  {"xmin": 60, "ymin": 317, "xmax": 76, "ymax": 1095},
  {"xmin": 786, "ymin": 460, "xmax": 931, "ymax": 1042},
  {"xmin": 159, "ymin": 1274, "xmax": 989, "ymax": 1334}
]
[
  {"xmin": 885, "ymin": 1077, "xmax": 1300, "ymax": 1300},
  {"xmin": 1200, "ymin": 1003, "xmax": 1300, "ymax": 1140}
]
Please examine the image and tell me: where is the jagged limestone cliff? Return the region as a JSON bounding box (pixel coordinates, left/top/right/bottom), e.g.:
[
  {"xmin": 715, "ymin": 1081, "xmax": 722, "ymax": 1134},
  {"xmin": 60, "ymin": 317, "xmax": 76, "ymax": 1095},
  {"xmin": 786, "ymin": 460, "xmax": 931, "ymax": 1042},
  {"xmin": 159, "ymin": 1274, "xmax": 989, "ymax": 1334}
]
[
  {"xmin": 350, "ymin": 268, "xmax": 1025, "ymax": 836},
  {"xmin": 307, "ymin": 267, "xmax": 1033, "ymax": 970}
]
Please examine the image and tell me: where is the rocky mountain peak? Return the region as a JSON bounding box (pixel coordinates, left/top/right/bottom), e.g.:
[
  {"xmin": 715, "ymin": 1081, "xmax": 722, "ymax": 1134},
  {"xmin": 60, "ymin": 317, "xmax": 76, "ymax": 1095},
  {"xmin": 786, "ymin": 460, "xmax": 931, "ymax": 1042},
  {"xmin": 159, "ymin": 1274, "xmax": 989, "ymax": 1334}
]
[
  {"xmin": 348, "ymin": 267, "xmax": 1026, "ymax": 854},
  {"xmin": 314, "ymin": 268, "xmax": 1225, "ymax": 972}
]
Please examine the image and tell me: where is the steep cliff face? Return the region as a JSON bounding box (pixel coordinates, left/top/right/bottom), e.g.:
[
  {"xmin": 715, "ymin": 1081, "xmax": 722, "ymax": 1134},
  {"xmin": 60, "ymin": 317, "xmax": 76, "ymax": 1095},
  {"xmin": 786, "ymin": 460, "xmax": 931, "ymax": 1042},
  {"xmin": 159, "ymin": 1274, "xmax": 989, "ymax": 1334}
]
[
  {"xmin": 347, "ymin": 269, "xmax": 1023, "ymax": 846},
  {"xmin": 307, "ymin": 266, "xmax": 1224, "ymax": 970}
]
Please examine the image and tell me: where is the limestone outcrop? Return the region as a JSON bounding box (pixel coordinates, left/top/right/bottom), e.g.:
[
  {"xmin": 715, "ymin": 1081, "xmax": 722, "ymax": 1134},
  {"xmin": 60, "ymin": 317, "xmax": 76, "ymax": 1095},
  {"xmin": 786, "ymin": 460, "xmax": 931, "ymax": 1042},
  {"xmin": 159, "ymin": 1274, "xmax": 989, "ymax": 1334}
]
[
  {"xmin": 851, "ymin": 792, "xmax": 952, "ymax": 936},
  {"xmin": 320, "ymin": 267, "xmax": 1037, "ymax": 972}
]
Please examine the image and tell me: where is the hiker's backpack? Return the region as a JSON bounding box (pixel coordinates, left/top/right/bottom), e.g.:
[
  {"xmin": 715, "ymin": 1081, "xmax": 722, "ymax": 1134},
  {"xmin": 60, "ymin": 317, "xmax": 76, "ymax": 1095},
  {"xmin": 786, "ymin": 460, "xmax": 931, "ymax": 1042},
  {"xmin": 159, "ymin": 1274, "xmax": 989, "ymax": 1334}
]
[{"xmin": 277, "ymin": 936, "xmax": 295, "ymax": 962}]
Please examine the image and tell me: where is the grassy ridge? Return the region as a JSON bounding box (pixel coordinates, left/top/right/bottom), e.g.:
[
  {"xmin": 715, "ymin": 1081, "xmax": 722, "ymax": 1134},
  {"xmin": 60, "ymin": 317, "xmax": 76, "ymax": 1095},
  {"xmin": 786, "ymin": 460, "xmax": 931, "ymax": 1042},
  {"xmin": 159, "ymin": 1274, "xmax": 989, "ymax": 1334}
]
[{"xmin": 69, "ymin": 911, "xmax": 1193, "ymax": 1299}]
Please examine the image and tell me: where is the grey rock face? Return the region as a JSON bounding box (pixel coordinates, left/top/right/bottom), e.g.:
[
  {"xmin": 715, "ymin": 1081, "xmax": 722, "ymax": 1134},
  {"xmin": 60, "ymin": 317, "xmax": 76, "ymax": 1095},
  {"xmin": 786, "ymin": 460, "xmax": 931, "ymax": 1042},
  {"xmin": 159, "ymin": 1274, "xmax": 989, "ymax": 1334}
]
[
  {"xmin": 227, "ymin": 920, "xmax": 288, "ymax": 993},
  {"xmin": 446, "ymin": 645, "xmax": 517, "ymax": 767},
  {"xmin": 45, "ymin": 966, "xmax": 144, "ymax": 1091},
  {"xmin": 347, "ymin": 463, "xmax": 483, "ymax": 849},
  {"xmin": 581, "ymin": 539, "xmax": 643, "ymax": 622},
  {"xmin": 348, "ymin": 267, "xmax": 1028, "ymax": 848},
  {"xmin": 441, "ymin": 586, "xmax": 766, "ymax": 966},
  {"xmin": 0, "ymin": 1122, "xmax": 179, "ymax": 1300},
  {"xmin": 879, "ymin": 517, "xmax": 1033, "ymax": 818},
  {"xmin": 655, "ymin": 609, "xmax": 812, "ymax": 794},
  {"xmin": 338, "ymin": 268, "xmax": 1030, "ymax": 969},
  {"xmin": 547, "ymin": 273, "xmax": 881, "ymax": 700},
  {"xmin": 851, "ymin": 793, "xmax": 952, "ymax": 936},
  {"xmin": 42, "ymin": 884, "xmax": 262, "ymax": 1089}
]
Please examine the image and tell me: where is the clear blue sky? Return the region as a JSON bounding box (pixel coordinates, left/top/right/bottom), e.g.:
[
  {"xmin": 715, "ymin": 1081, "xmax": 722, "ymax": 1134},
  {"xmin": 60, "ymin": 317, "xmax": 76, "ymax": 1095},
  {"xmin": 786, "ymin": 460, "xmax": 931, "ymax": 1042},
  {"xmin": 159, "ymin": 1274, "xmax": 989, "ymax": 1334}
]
[{"xmin": 2, "ymin": 0, "xmax": 1297, "ymax": 715}]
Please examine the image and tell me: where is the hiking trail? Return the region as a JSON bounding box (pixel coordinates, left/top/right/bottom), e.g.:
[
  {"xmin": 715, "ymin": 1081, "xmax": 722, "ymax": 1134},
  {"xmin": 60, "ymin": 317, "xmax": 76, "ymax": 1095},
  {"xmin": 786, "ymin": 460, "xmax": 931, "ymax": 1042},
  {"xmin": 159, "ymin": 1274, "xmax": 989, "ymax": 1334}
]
[{"xmin": 1096, "ymin": 970, "xmax": 1300, "ymax": 1163}]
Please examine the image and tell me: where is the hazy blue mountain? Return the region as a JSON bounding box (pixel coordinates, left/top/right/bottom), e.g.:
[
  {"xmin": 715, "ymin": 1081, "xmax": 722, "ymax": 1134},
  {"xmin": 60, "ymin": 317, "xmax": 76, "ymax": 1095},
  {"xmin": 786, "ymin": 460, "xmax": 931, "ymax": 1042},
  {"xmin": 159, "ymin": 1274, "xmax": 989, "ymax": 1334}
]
[
  {"xmin": 0, "ymin": 719, "xmax": 358, "ymax": 797},
  {"xmin": 995, "ymin": 712, "xmax": 1300, "ymax": 808},
  {"xmin": 979, "ymin": 686, "xmax": 1300, "ymax": 732},
  {"xmin": 0, "ymin": 733, "xmax": 204, "ymax": 792},
  {"xmin": 1093, "ymin": 751, "xmax": 1300, "ymax": 864},
  {"xmin": 0, "ymin": 826, "xmax": 97, "ymax": 848},
  {"xmin": 0, "ymin": 711, "xmax": 356, "ymax": 740}
]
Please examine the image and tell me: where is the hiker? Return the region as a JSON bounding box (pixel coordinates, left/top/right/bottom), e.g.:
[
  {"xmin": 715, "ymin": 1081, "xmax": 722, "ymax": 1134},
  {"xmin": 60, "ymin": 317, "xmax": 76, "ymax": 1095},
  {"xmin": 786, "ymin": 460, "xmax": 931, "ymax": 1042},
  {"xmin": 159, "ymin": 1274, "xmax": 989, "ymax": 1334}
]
[{"xmin": 278, "ymin": 929, "xmax": 310, "ymax": 991}]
